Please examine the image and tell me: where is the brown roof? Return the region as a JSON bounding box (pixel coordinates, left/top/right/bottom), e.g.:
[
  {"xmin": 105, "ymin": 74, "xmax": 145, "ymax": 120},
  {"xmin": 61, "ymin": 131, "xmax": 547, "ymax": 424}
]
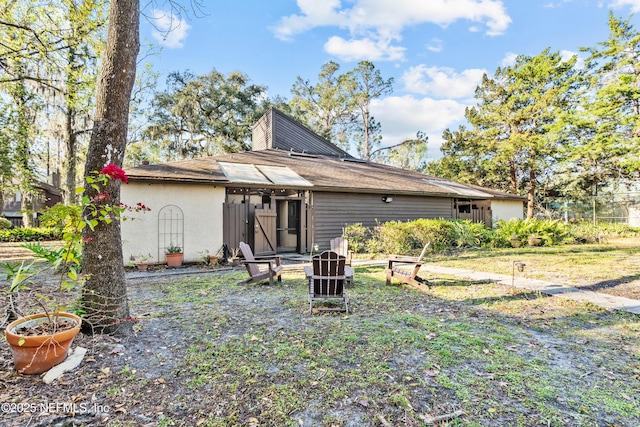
[{"xmin": 127, "ymin": 149, "xmax": 524, "ymax": 200}]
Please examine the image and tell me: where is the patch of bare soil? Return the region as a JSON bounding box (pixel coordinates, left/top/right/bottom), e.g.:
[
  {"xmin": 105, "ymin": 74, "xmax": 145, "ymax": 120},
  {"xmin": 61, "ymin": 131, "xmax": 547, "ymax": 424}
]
[{"xmin": 1, "ymin": 242, "xmax": 639, "ymax": 426}]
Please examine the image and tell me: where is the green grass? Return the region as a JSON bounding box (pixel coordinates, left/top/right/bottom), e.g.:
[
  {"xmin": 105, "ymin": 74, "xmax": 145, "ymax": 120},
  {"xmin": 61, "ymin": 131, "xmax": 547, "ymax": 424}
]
[
  {"xmin": 426, "ymin": 237, "xmax": 640, "ymax": 300},
  {"xmin": 119, "ymin": 261, "xmax": 640, "ymax": 426}
]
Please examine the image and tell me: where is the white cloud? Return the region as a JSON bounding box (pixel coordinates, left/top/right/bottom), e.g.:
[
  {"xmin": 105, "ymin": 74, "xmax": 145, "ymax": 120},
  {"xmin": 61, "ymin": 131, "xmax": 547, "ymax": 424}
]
[
  {"xmin": 150, "ymin": 9, "xmax": 191, "ymax": 49},
  {"xmin": 426, "ymin": 38, "xmax": 443, "ymax": 53},
  {"xmin": 609, "ymin": 0, "xmax": 640, "ymax": 12},
  {"xmin": 273, "ymin": 0, "xmax": 512, "ymax": 61},
  {"xmin": 560, "ymin": 49, "xmax": 586, "ymax": 69},
  {"xmin": 324, "ymin": 36, "xmax": 406, "ymax": 61},
  {"xmin": 372, "ymin": 95, "xmax": 468, "ymax": 153},
  {"xmin": 271, "ymin": 0, "xmax": 347, "ymax": 41},
  {"xmin": 500, "ymin": 52, "xmax": 518, "ymax": 67},
  {"xmin": 402, "ymin": 65, "xmax": 485, "ymax": 99}
]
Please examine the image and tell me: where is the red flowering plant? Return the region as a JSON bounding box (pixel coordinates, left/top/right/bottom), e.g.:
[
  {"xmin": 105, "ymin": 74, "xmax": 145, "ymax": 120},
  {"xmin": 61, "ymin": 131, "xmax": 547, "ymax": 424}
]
[{"xmin": 4, "ymin": 164, "xmax": 149, "ymax": 331}]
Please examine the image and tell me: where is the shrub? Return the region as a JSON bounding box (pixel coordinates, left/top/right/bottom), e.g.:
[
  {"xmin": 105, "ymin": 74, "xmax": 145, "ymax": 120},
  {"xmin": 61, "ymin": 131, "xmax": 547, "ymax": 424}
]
[
  {"xmin": 450, "ymin": 219, "xmax": 494, "ymax": 248},
  {"xmin": 39, "ymin": 203, "xmax": 82, "ymax": 234},
  {"xmin": 364, "ymin": 218, "xmax": 485, "ymax": 254},
  {"xmin": 0, "ymin": 227, "xmax": 62, "ymax": 242},
  {"xmin": 343, "ymin": 223, "xmax": 370, "ymax": 253},
  {"xmin": 567, "ymin": 220, "xmax": 640, "ymax": 242},
  {"xmin": 495, "ymin": 218, "xmax": 573, "ymax": 246},
  {"xmin": 406, "ymin": 218, "xmax": 457, "ymax": 252},
  {"xmin": 340, "ymin": 218, "xmax": 636, "ymax": 256},
  {"xmin": 0, "ymin": 217, "xmax": 12, "ymax": 229},
  {"xmin": 366, "ymin": 220, "xmax": 414, "ymax": 254}
]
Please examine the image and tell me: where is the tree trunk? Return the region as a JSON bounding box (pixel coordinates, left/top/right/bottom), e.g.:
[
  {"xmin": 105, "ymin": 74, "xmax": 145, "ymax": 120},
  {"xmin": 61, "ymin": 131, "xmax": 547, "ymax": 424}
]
[
  {"xmin": 363, "ymin": 105, "xmax": 370, "ymax": 160},
  {"xmin": 527, "ymin": 166, "xmax": 536, "ymax": 219},
  {"xmin": 65, "ymin": 43, "xmax": 78, "ymax": 204},
  {"xmin": 81, "ymin": 0, "xmax": 139, "ymax": 334},
  {"xmin": 65, "ymin": 107, "xmax": 77, "ymax": 204}
]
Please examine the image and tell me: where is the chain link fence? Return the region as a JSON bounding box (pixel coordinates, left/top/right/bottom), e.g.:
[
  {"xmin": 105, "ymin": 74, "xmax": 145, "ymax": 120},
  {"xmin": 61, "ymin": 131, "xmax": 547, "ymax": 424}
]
[{"xmin": 539, "ymin": 192, "xmax": 640, "ymax": 227}]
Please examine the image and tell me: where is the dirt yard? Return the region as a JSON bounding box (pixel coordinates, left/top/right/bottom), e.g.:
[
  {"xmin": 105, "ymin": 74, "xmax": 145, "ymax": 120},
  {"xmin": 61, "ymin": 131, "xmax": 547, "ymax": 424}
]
[{"xmin": 0, "ymin": 242, "xmax": 639, "ymax": 426}]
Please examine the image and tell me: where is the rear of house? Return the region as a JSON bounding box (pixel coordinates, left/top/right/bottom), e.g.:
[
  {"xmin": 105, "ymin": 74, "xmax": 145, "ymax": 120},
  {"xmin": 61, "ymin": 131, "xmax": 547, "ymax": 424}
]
[{"xmin": 121, "ymin": 108, "xmax": 524, "ymax": 264}]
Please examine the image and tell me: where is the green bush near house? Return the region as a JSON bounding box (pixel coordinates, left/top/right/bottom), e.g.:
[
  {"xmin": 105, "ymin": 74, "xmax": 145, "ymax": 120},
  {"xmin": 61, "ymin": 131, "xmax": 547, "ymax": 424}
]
[
  {"xmin": 0, "ymin": 217, "xmax": 12, "ymax": 229},
  {"xmin": 0, "ymin": 227, "xmax": 62, "ymax": 242},
  {"xmin": 342, "ymin": 223, "xmax": 370, "ymax": 254},
  {"xmin": 494, "ymin": 218, "xmax": 572, "ymax": 246},
  {"xmin": 343, "ymin": 218, "xmax": 640, "ymax": 255}
]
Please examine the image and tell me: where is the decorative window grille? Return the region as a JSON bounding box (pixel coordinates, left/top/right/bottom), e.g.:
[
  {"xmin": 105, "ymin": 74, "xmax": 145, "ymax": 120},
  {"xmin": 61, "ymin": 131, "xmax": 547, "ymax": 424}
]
[{"xmin": 158, "ymin": 205, "xmax": 184, "ymax": 259}]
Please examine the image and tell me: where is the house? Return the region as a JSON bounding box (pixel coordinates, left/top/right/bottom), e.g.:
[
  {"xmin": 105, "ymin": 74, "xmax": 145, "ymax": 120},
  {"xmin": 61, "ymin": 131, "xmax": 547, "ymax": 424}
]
[
  {"xmin": 121, "ymin": 108, "xmax": 524, "ymax": 264},
  {"xmin": 2, "ymin": 178, "xmax": 64, "ymax": 227}
]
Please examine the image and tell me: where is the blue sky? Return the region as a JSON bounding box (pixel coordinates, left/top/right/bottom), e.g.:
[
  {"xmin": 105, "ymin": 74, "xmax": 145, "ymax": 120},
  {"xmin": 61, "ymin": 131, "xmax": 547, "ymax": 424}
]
[{"xmin": 139, "ymin": 0, "xmax": 640, "ymax": 158}]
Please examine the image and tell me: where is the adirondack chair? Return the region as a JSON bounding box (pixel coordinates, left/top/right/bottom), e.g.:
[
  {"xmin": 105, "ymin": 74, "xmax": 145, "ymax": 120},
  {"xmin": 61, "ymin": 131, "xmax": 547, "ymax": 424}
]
[
  {"xmin": 304, "ymin": 250, "xmax": 349, "ymax": 314},
  {"xmin": 330, "ymin": 237, "xmax": 353, "ymax": 266},
  {"xmin": 238, "ymin": 241, "xmax": 283, "ymax": 286},
  {"xmin": 385, "ymin": 242, "xmax": 431, "ymax": 288}
]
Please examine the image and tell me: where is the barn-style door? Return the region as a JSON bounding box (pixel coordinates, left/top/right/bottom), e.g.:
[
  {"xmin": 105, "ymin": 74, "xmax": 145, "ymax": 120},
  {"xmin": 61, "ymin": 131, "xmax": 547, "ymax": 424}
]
[{"xmin": 254, "ymin": 206, "xmax": 277, "ymax": 256}]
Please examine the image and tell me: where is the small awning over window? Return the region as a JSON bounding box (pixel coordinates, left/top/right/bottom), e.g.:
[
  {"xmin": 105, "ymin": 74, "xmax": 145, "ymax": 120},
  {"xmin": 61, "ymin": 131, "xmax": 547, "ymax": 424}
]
[{"xmin": 218, "ymin": 162, "xmax": 312, "ymax": 187}]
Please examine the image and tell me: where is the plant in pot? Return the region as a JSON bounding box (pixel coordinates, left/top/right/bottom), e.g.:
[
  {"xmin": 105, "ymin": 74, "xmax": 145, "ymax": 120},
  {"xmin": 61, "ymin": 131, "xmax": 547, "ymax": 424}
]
[
  {"xmin": 228, "ymin": 247, "xmax": 241, "ymax": 266},
  {"xmin": 3, "ymin": 259, "xmax": 82, "ymax": 375},
  {"xmin": 165, "ymin": 244, "xmax": 183, "ymax": 267},
  {"xmin": 129, "ymin": 253, "xmax": 153, "ymax": 271},
  {"xmin": 208, "ymin": 247, "xmax": 223, "ymax": 266},
  {"xmin": 198, "ymin": 249, "xmax": 221, "ymax": 266},
  {"xmin": 528, "ymin": 234, "xmax": 542, "ymax": 246},
  {"xmin": 3, "ymin": 164, "xmax": 146, "ymax": 374},
  {"xmin": 509, "ymin": 233, "xmax": 522, "ymax": 248}
]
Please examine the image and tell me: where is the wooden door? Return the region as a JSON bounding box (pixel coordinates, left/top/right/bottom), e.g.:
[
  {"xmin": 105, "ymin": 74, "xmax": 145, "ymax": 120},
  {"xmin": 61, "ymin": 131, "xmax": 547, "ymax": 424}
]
[{"xmin": 254, "ymin": 206, "xmax": 277, "ymax": 255}]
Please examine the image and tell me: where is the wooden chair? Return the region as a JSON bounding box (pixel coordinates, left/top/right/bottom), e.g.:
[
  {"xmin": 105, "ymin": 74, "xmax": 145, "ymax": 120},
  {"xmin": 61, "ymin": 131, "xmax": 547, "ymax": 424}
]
[
  {"xmin": 330, "ymin": 237, "xmax": 353, "ymax": 266},
  {"xmin": 238, "ymin": 241, "xmax": 283, "ymax": 286},
  {"xmin": 304, "ymin": 251, "xmax": 349, "ymax": 314},
  {"xmin": 385, "ymin": 242, "xmax": 431, "ymax": 288}
]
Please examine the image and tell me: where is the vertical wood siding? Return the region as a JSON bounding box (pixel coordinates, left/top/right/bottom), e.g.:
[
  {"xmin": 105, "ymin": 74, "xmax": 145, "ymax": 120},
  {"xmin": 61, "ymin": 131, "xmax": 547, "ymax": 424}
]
[
  {"xmin": 311, "ymin": 192, "xmax": 453, "ymax": 249},
  {"xmin": 252, "ymin": 108, "xmax": 350, "ymax": 157}
]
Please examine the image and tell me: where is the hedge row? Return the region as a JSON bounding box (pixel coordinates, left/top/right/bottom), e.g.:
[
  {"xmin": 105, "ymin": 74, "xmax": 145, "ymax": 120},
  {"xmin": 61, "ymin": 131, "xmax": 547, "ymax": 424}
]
[
  {"xmin": 0, "ymin": 227, "xmax": 63, "ymax": 242},
  {"xmin": 343, "ymin": 218, "xmax": 640, "ymax": 255}
]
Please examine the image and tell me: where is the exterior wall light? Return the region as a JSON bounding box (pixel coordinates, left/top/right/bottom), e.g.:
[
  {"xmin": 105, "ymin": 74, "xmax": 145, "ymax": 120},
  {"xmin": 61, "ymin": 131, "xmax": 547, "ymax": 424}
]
[{"xmin": 382, "ymin": 196, "xmax": 393, "ymax": 203}]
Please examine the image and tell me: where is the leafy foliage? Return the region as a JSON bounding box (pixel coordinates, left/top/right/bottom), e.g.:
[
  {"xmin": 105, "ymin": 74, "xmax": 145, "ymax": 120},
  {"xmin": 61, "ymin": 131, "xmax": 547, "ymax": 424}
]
[
  {"xmin": 140, "ymin": 69, "xmax": 269, "ymax": 161},
  {"xmin": 494, "ymin": 219, "xmax": 572, "ymax": 246},
  {"xmin": 0, "ymin": 217, "xmax": 12, "ymax": 229},
  {"xmin": 433, "ymin": 49, "xmax": 580, "ymax": 218},
  {"xmin": 0, "ymin": 228, "xmax": 62, "ymax": 242},
  {"xmin": 342, "ymin": 217, "xmax": 639, "ymax": 254},
  {"xmin": 342, "ymin": 223, "xmax": 371, "ymax": 253}
]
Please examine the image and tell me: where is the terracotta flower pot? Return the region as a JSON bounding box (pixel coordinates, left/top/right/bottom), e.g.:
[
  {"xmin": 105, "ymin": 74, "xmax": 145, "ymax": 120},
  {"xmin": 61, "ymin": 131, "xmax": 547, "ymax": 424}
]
[
  {"xmin": 166, "ymin": 252, "xmax": 183, "ymax": 267},
  {"xmin": 136, "ymin": 263, "xmax": 149, "ymax": 271},
  {"xmin": 528, "ymin": 236, "xmax": 542, "ymax": 246},
  {"xmin": 5, "ymin": 312, "xmax": 82, "ymax": 374}
]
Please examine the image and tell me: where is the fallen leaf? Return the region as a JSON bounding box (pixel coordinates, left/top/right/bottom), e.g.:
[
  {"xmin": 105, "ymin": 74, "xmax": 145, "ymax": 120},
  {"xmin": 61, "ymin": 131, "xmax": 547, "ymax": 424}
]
[{"xmin": 424, "ymin": 369, "xmax": 439, "ymax": 377}]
